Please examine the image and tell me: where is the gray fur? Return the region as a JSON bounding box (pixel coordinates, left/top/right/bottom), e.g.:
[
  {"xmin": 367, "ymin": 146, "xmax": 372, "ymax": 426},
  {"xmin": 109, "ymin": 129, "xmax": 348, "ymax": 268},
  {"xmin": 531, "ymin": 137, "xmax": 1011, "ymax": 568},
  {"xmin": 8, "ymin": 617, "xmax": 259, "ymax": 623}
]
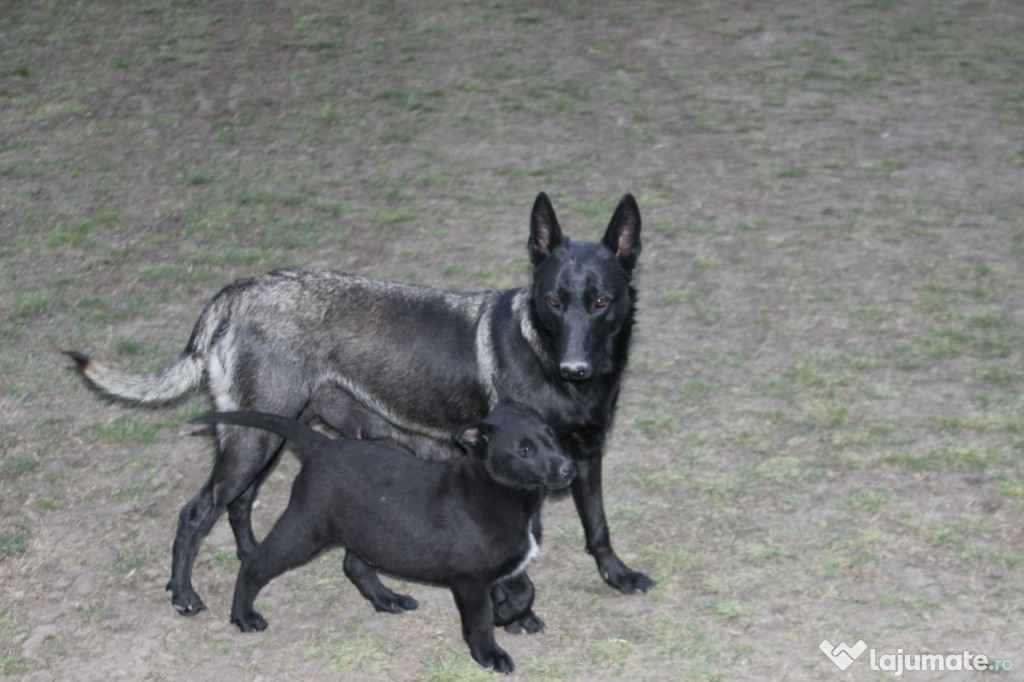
[{"xmin": 73, "ymin": 269, "xmax": 496, "ymax": 452}]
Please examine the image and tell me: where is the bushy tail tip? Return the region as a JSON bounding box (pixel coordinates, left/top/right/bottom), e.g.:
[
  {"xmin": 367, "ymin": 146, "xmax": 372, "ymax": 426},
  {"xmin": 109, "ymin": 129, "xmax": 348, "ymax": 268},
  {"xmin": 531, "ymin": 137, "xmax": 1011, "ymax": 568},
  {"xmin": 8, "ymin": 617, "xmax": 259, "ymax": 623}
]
[{"xmin": 64, "ymin": 350, "xmax": 91, "ymax": 371}]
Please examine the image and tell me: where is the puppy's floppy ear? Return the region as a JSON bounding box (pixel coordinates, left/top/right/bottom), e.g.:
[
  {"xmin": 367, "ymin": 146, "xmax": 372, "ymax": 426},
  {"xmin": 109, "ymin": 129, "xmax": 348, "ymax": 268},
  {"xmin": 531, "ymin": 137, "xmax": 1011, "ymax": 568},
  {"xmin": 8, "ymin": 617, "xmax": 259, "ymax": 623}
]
[
  {"xmin": 455, "ymin": 422, "xmax": 492, "ymax": 454},
  {"xmin": 528, "ymin": 192, "xmax": 564, "ymax": 266},
  {"xmin": 602, "ymin": 193, "xmax": 642, "ymax": 273}
]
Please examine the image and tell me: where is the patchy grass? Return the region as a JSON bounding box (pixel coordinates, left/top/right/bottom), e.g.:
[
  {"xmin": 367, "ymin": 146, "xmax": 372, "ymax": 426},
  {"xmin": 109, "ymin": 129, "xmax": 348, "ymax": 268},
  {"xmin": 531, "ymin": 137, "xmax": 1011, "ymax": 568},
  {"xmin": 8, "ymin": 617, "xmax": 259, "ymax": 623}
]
[{"xmin": 2, "ymin": 0, "xmax": 1024, "ymax": 679}]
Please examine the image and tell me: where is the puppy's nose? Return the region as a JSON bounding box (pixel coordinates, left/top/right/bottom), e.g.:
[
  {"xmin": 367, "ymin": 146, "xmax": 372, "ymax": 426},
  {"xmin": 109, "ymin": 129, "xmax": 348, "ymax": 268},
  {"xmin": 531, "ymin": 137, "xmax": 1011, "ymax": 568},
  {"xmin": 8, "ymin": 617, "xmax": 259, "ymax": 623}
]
[
  {"xmin": 559, "ymin": 461, "xmax": 577, "ymax": 479},
  {"xmin": 559, "ymin": 362, "xmax": 591, "ymax": 381}
]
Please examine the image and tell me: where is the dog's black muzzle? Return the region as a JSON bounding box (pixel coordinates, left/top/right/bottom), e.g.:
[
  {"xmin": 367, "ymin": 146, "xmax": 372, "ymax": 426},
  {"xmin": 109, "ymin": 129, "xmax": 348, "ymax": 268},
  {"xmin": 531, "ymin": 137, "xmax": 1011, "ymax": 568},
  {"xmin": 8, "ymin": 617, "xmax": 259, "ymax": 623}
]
[{"xmin": 545, "ymin": 458, "xmax": 577, "ymax": 490}]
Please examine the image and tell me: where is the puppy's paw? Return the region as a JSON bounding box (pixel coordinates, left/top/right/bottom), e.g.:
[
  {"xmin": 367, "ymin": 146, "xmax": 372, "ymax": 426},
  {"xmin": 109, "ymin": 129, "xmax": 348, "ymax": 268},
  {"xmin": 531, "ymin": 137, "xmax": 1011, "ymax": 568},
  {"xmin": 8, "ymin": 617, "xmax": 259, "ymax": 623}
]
[
  {"xmin": 473, "ymin": 648, "xmax": 515, "ymax": 674},
  {"xmin": 372, "ymin": 593, "xmax": 419, "ymax": 614},
  {"xmin": 393, "ymin": 594, "xmax": 419, "ymax": 612},
  {"xmin": 231, "ymin": 610, "xmax": 268, "ymax": 632},
  {"xmin": 502, "ymin": 611, "xmax": 545, "ymax": 635}
]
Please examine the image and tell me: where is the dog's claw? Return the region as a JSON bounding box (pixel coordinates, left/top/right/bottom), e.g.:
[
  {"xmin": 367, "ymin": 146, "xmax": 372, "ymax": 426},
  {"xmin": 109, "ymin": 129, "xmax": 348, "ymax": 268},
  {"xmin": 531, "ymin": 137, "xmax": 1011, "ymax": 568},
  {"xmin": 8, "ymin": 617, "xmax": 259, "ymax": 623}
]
[
  {"xmin": 474, "ymin": 649, "xmax": 515, "ymax": 674},
  {"xmin": 600, "ymin": 566, "xmax": 656, "ymax": 594},
  {"xmin": 231, "ymin": 611, "xmax": 268, "ymax": 632},
  {"xmin": 619, "ymin": 571, "xmax": 656, "ymax": 594},
  {"xmin": 371, "ymin": 594, "xmax": 419, "ymax": 614}
]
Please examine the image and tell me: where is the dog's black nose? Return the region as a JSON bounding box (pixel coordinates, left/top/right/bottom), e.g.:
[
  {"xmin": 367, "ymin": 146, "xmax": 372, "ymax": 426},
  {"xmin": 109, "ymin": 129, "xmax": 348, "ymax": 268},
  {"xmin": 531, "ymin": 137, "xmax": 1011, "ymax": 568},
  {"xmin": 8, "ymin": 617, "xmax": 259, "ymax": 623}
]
[
  {"xmin": 557, "ymin": 456, "xmax": 581, "ymax": 483},
  {"xmin": 559, "ymin": 362, "xmax": 591, "ymax": 381}
]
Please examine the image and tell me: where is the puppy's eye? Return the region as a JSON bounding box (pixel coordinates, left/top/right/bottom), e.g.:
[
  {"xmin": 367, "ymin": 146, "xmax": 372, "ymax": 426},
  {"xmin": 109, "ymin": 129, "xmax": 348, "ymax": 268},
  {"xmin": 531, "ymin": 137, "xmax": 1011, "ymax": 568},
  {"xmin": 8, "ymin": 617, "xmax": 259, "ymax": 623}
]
[
  {"xmin": 519, "ymin": 443, "xmax": 533, "ymax": 457},
  {"xmin": 594, "ymin": 296, "xmax": 609, "ymax": 309},
  {"xmin": 548, "ymin": 297, "xmax": 560, "ymax": 309}
]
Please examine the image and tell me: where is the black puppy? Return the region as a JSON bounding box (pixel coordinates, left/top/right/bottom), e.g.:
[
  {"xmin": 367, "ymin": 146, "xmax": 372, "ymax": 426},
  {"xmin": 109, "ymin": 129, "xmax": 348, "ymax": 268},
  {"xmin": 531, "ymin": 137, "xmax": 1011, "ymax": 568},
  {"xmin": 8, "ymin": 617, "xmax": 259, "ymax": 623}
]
[{"xmin": 192, "ymin": 402, "xmax": 576, "ymax": 674}]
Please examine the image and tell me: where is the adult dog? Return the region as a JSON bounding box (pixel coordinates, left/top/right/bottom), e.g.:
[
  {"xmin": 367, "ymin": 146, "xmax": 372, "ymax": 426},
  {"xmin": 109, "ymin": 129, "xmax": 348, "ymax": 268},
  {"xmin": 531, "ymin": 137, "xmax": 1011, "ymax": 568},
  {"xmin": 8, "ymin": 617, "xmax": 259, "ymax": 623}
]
[{"xmin": 66, "ymin": 192, "xmax": 653, "ymax": 631}]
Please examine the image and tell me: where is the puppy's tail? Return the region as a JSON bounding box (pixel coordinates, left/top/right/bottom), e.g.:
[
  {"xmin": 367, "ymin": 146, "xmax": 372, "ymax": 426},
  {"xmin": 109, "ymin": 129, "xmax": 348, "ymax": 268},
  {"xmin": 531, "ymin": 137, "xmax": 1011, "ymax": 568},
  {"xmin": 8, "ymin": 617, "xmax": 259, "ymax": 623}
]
[
  {"xmin": 64, "ymin": 291, "xmax": 230, "ymax": 404},
  {"xmin": 191, "ymin": 411, "xmax": 325, "ymax": 456}
]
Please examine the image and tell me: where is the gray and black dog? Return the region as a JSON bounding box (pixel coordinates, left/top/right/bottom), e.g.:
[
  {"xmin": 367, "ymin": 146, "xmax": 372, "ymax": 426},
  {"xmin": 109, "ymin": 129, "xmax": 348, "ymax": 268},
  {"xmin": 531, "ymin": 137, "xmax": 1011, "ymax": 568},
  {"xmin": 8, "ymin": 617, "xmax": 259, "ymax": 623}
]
[
  {"xmin": 192, "ymin": 402, "xmax": 575, "ymax": 674},
  {"xmin": 66, "ymin": 192, "xmax": 653, "ymax": 632}
]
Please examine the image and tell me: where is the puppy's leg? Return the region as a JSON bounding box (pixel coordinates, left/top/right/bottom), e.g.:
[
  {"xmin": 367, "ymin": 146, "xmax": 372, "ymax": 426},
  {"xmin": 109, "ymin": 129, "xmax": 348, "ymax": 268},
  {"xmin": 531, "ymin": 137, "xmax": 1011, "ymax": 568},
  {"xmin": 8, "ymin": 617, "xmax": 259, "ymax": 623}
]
[
  {"xmin": 231, "ymin": 504, "xmax": 324, "ymax": 632},
  {"xmin": 342, "ymin": 551, "xmax": 418, "ymax": 614},
  {"xmin": 451, "ymin": 577, "xmax": 514, "ymax": 674},
  {"xmin": 491, "ymin": 571, "xmax": 543, "ymax": 634}
]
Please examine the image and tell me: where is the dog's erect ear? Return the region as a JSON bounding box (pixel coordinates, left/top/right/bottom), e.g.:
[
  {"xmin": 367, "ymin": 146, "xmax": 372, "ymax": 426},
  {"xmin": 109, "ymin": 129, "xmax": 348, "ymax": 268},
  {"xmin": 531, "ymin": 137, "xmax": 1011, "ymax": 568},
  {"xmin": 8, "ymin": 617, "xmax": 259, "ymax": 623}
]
[
  {"xmin": 455, "ymin": 422, "xmax": 492, "ymax": 454},
  {"xmin": 528, "ymin": 192, "xmax": 564, "ymax": 266},
  {"xmin": 602, "ymin": 193, "xmax": 642, "ymax": 272}
]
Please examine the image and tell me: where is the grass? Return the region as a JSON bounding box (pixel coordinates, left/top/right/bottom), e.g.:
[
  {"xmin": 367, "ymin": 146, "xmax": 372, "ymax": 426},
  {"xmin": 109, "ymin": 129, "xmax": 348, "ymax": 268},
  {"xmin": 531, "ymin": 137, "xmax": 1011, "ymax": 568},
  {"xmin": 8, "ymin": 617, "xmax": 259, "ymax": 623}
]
[
  {"xmin": 2, "ymin": 0, "xmax": 1024, "ymax": 679},
  {"xmin": 0, "ymin": 533, "xmax": 30, "ymax": 558},
  {"xmin": 89, "ymin": 420, "xmax": 161, "ymax": 445}
]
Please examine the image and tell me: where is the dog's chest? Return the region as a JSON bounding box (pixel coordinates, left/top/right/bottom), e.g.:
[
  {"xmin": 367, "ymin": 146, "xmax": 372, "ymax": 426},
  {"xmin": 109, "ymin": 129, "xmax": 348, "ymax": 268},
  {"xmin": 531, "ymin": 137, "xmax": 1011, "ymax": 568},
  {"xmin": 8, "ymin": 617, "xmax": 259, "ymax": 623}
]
[{"xmin": 503, "ymin": 519, "xmax": 539, "ymax": 579}]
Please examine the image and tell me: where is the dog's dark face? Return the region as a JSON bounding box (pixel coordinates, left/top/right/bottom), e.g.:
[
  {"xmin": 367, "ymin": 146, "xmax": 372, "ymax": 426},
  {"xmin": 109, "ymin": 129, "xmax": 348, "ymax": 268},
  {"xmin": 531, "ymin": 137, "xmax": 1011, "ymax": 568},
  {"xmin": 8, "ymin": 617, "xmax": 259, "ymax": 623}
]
[
  {"xmin": 528, "ymin": 193, "xmax": 642, "ymax": 381},
  {"xmin": 456, "ymin": 403, "xmax": 576, "ymax": 491}
]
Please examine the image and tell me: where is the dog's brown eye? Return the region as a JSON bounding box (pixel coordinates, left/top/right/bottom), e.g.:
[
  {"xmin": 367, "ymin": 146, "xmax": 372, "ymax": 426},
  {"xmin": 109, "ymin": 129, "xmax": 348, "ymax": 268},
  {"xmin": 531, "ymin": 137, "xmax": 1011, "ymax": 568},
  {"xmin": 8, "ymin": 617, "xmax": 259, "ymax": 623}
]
[
  {"xmin": 595, "ymin": 296, "xmax": 609, "ymax": 309},
  {"xmin": 548, "ymin": 298, "xmax": 560, "ymax": 308}
]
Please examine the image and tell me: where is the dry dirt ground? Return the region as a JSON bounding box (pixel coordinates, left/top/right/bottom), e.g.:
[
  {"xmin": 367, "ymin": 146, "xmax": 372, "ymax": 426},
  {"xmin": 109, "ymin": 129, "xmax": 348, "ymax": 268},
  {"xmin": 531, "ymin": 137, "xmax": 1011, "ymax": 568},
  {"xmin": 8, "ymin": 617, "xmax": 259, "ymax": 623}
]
[{"xmin": 2, "ymin": 1, "xmax": 1024, "ymax": 680}]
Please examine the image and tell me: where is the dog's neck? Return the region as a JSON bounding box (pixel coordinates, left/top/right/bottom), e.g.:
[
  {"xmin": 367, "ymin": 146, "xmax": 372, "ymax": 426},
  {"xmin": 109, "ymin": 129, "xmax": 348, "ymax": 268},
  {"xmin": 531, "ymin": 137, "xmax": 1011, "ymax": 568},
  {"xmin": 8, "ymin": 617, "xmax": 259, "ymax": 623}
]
[
  {"xmin": 456, "ymin": 459, "xmax": 544, "ymax": 521},
  {"xmin": 511, "ymin": 288, "xmax": 555, "ymax": 369}
]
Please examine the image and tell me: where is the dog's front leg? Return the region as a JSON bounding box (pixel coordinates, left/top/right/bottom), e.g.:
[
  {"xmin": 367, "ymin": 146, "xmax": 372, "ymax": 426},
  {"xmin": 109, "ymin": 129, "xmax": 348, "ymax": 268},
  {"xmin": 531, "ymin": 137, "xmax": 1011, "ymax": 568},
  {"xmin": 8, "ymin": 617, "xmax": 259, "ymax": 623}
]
[
  {"xmin": 570, "ymin": 455, "xmax": 655, "ymax": 594},
  {"xmin": 452, "ymin": 577, "xmax": 514, "ymax": 674}
]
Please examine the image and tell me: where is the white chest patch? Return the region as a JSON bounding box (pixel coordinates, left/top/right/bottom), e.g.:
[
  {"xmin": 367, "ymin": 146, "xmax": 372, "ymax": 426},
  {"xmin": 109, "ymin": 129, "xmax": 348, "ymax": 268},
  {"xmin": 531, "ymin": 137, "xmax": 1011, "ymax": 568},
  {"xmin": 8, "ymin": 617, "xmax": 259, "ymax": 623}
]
[{"xmin": 506, "ymin": 519, "xmax": 539, "ymax": 579}]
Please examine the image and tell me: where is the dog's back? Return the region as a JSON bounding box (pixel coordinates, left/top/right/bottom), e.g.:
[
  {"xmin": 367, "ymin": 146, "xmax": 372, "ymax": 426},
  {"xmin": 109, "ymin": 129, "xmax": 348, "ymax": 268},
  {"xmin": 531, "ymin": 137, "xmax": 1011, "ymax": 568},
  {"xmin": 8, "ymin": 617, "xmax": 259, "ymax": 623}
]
[
  {"xmin": 199, "ymin": 403, "xmax": 574, "ymax": 672},
  {"xmin": 195, "ymin": 404, "xmax": 573, "ymax": 584}
]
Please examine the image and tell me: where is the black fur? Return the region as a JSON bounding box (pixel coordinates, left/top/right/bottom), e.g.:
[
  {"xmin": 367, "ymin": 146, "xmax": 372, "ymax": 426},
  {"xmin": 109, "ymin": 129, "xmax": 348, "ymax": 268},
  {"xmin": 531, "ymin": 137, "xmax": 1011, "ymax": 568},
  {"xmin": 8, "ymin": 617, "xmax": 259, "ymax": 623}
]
[{"xmin": 192, "ymin": 404, "xmax": 575, "ymax": 674}]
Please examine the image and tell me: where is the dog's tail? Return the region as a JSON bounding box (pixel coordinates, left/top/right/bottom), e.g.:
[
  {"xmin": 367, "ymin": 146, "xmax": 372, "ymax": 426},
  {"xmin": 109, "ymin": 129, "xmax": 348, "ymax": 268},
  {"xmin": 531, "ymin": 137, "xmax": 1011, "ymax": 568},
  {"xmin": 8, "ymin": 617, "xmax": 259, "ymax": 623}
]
[
  {"xmin": 190, "ymin": 411, "xmax": 325, "ymax": 456},
  {"xmin": 64, "ymin": 349, "xmax": 205, "ymax": 405},
  {"xmin": 64, "ymin": 294, "xmax": 229, "ymax": 405}
]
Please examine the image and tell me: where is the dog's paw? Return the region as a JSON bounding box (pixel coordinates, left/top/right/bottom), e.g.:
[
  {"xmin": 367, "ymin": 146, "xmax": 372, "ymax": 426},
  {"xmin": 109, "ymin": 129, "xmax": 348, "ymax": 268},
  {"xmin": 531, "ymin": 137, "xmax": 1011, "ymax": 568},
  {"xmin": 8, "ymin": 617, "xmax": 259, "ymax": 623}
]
[
  {"xmin": 371, "ymin": 593, "xmax": 419, "ymax": 614},
  {"xmin": 473, "ymin": 648, "xmax": 515, "ymax": 674},
  {"xmin": 502, "ymin": 611, "xmax": 545, "ymax": 635},
  {"xmin": 231, "ymin": 610, "xmax": 268, "ymax": 632},
  {"xmin": 392, "ymin": 594, "xmax": 419, "ymax": 612},
  {"xmin": 602, "ymin": 566, "xmax": 656, "ymax": 595},
  {"xmin": 168, "ymin": 584, "xmax": 207, "ymax": 616}
]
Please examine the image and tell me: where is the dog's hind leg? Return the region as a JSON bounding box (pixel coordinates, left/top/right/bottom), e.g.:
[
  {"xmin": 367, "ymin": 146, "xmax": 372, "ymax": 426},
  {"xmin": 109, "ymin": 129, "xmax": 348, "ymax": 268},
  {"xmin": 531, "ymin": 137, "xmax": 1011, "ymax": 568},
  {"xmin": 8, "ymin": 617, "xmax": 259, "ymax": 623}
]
[
  {"xmin": 342, "ymin": 551, "xmax": 419, "ymax": 614},
  {"xmin": 226, "ymin": 463, "xmax": 278, "ymax": 560},
  {"xmin": 167, "ymin": 424, "xmax": 289, "ymax": 615},
  {"xmin": 571, "ymin": 456, "xmax": 656, "ymax": 594},
  {"xmin": 231, "ymin": 500, "xmax": 326, "ymax": 632},
  {"xmin": 167, "ymin": 478, "xmax": 221, "ymax": 615}
]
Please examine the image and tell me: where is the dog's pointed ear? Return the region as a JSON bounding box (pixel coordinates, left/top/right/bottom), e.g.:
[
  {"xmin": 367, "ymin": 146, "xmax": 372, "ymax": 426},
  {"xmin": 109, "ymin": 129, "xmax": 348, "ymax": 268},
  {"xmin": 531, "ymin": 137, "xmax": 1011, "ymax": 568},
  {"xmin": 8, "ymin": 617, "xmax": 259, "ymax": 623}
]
[
  {"xmin": 455, "ymin": 422, "xmax": 492, "ymax": 454},
  {"xmin": 528, "ymin": 192, "xmax": 564, "ymax": 266},
  {"xmin": 602, "ymin": 193, "xmax": 642, "ymax": 272}
]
